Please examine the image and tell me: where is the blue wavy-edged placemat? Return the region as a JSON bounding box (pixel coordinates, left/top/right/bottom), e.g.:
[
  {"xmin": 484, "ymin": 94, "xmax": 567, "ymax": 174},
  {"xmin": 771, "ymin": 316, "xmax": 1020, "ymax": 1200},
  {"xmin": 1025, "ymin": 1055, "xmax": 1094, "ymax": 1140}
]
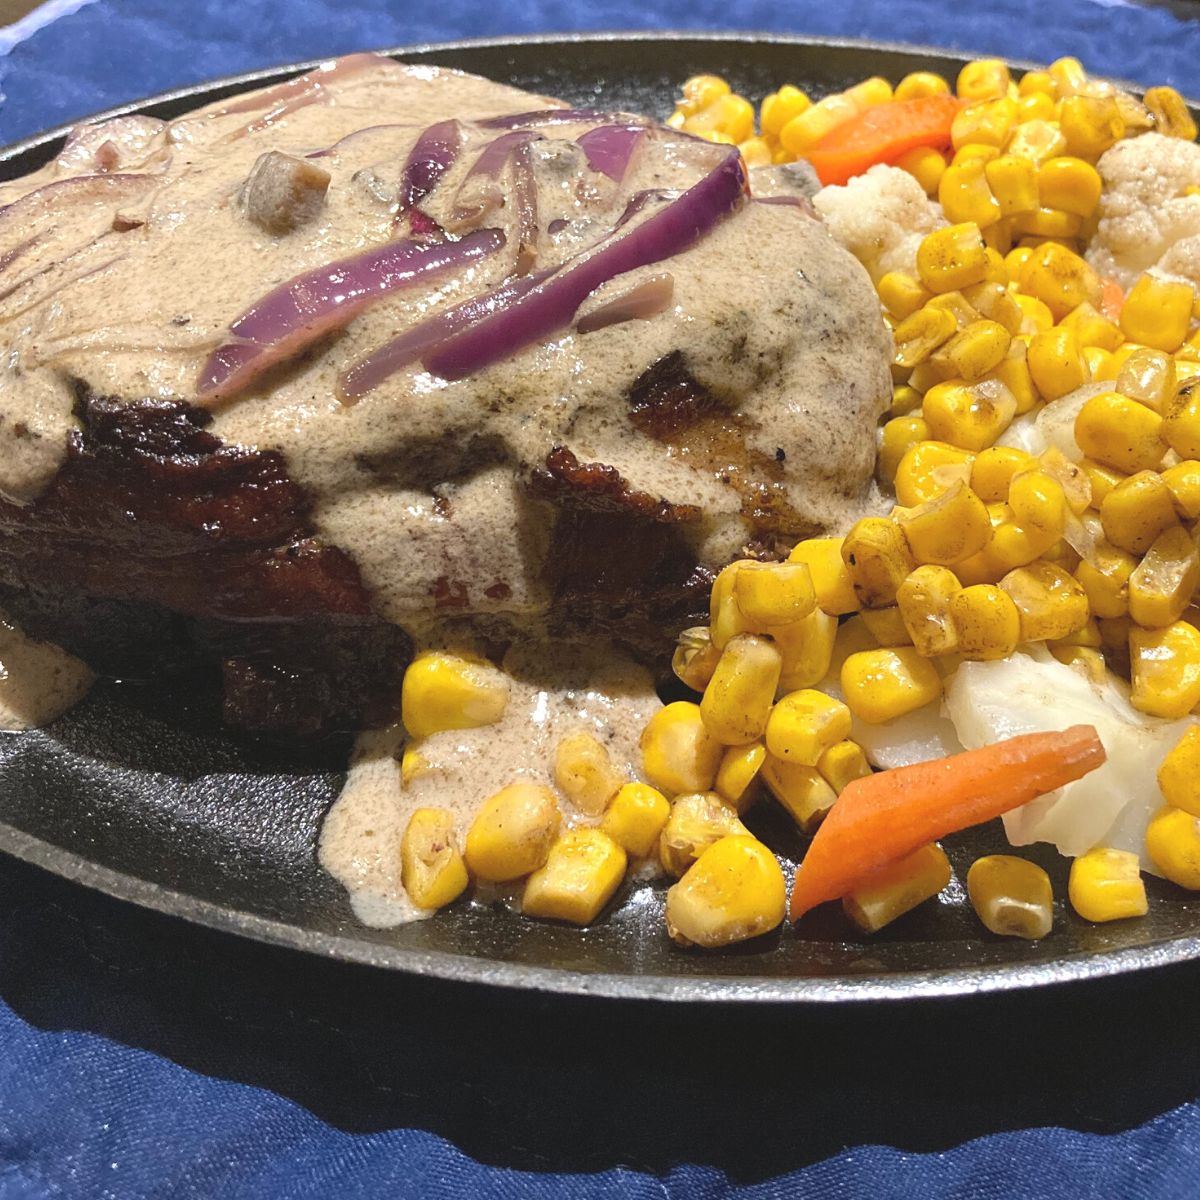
[{"xmin": 3, "ymin": 2, "xmax": 1200, "ymax": 1197}]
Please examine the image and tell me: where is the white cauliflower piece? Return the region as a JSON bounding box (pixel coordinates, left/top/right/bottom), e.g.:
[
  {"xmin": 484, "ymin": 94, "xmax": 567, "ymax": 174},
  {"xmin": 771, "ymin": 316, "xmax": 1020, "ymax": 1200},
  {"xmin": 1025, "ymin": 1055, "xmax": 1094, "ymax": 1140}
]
[
  {"xmin": 1088, "ymin": 132, "xmax": 1200, "ymax": 289},
  {"xmin": 944, "ymin": 647, "xmax": 1196, "ymax": 872},
  {"xmin": 813, "ymin": 164, "xmax": 944, "ymax": 282}
]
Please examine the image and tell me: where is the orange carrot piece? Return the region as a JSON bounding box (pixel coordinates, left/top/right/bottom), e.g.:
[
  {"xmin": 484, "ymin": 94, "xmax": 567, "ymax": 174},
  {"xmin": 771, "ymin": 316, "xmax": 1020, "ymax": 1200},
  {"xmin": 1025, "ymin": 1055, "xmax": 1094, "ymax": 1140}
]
[
  {"xmin": 805, "ymin": 94, "xmax": 962, "ymax": 187},
  {"xmin": 1100, "ymin": 276, "xmax": 1125, "ymax": 323},
  {"xmin": 789, "ymin": 725, "xmax": 1106, "ymax": 919}
]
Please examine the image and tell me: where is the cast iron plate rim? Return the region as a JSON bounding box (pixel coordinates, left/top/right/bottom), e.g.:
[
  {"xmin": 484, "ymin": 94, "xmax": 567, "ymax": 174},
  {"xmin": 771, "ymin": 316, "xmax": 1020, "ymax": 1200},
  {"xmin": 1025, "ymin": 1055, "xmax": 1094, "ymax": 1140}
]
[{"xmin": 3, "ymin": 32, "xmax": 1200, "ymax": 1004}]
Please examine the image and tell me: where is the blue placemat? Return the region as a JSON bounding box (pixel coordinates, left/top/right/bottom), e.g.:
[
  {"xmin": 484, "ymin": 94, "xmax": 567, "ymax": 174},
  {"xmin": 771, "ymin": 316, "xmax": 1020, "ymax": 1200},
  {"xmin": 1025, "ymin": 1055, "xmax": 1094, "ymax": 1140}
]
[{"xmin": 3, "ymin": 2, "xmax": 1200, "ymax": 1197}]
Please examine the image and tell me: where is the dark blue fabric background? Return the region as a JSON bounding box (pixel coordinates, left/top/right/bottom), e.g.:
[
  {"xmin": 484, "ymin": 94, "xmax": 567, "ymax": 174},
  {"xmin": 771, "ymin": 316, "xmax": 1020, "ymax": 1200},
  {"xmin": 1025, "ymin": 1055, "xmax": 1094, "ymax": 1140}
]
[{"xmin": 3, "ymin": 2, "xmax": 1200, "ymax": 1196}]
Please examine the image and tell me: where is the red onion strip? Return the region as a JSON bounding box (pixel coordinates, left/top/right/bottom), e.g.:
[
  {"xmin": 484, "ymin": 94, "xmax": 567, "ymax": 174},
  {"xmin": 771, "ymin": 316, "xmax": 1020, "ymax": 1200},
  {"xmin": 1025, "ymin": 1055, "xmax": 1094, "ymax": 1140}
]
[
  {"xmin": 0, "ymin": 172, "xmax": 153, "ymax": 223},
  {"xmin": 511, "ymin": 139, "xmax": 539, "ymax": 274},
  {"xmin": 304, "ymin": 123, "xmax": 417, "ymax": 159},
  {"xmin": 338, "ymin": 268, "xmax": 553, "ymax": 401},
  {"xmin": 196, "ymin": 228, "xmax": 504, "ymax": 404},
  {"xmin": 480, "ymin": 108, "xmax": 647, "ymax": 130},
  {"xmin": 207, "ymin": 53, "xmax": 389, "ymax": 118},
  {"xmin": 423, "ymin": 145, "xmax": 746, "ymax": 381},
  {"xmin": 448, "ymin": 130, "xmax": 535, "ymax": 226},
  {"xmin": 576, "ymin": 125, "xmax": 646, "ymax": 182},
  {"xmin": 397, "ymin": 119, "xmax": 462, "ymax": 215},
  {"xmin": 576, "ymin": 272, "xmax": 674, "ymax": 334}
]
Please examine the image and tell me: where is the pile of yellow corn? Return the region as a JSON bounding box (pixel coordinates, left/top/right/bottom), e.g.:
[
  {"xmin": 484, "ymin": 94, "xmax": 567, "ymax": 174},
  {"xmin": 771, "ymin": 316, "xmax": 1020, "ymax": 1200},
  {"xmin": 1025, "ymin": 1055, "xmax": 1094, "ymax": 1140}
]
[{"xmin": 392, "ymin": 56, "xmax": 1200, "ymax": 950}]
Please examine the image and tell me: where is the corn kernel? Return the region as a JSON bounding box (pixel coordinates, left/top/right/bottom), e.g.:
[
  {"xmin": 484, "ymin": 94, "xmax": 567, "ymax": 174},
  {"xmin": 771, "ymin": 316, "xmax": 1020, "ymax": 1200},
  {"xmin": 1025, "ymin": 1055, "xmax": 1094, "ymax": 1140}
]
[
  {"xmin": 787, "ymin": 537, "xmax": 858, "ymax": 615},
  {"xmin": 760, "ymin": 85, "xmax": 811, "ymax": 137},
  {"xmin": 684, "ymin": 93, "xmax": 755, "ymax": 143},
  {"xmin": 601, "ymin": 782, "xmax": 670, "ymax": 857},
  {"xmin": 762, "ymin": 756, "xmax": 838, "ymax": 831},
  {"xmin": 1016, "ymin": 91, "xmax": 1056, "ymax": 122},
  {"xmin": 1075, "ymin": 393, "xmax": 1167, "ymax": 474},
  {"xmin": 1005, "ymin": 245, "xmax": 1034, "ymax": 281},
  {"xmin": 677, "ymin": 74, "xmax": 731, "ymax": 116},
  {"xmin": 894, "ymin": 479, "xmax": 993, "ymax": 565},
  {"xmin": 734, "ymin": 561, "xmax": 817, "ymax": 627},
  {"xmin": 1129, "ymin": 525, "xmax": 1200, "ymax": 628},
  {"xmin": 1145, "ymin": 806, "xmax": 1200, "ymax": 890},
  {"xmin": 779, "ymin": 93, "xmax": 857, "ymax": 155},
  {"xmin": 771, "ymin": 608, "xmax": 840, "ymax": 691},
  {"xmin": 923, "ymin": 377, "xmax": 1018, "ymax": 450},
  {"xmin": 958, "ymin": 59, "xmax": 1011, "ymax": 102},
  {"xmin": 1145, "ymin": 85, "xmax": 1199, "ymax": 141},
  {"xmin": 1012, "ymin": 207, "xmax": 1083, "ymax": 240},
  {"xmin": 967, "ymin": 854, "xmax": 1054, "ymax": 939},
  {"xmin": 1069, "ymin": 847, "xmax": 1147, "ymax": 921},
  {"xmin": 1027, "ymin": 325, "xmax": 1087, "ymax": 400},
  {"xmin": 672, "ymin": 625, "xmax": 720, "ymax": 692},
  {"xmin": 917, "ymin": 223, "xmax": 990, "ymax": 294},
  {"xmin": 401, "ymin": 807, "xmax": 469, "ymax": 910},
  {"xmin": 894, "ymin": 440, "xmax": 976, "ymax": 507},
  {"xmin": 962, "ymin": 280, "xmax": 1024, "ymax": 335},
  {"xmin": 1121, "ymin": 274, "xmax": 1194, "ymax": 352},
  {"xmin": 950, "ymin": 583, "xmax": 1021, "ymax": 659},
  {"xmin": 932, "ymin": 319, "xmax": 1013, "ymax": 382},
  {"xmin": 1157, "ymin": 726, "xmax": 1200, "ymax": 818},
  {"xmin": 1100, "ymin": 470, "xmax": 1178, "ymax": 555},
  {"xmin": 554, "ymin": 731, "xmax": 625, "ymax": 815},
  {"xmin": 1013, "ymin": 291, "xmax": 1055, "ymax": 334},
  {"xmin": 896, "ymin": 71, "xmax": 951, "ymax": 101},
  {"xmin": 971, "ymin": 446, "xmax": 1036, "ymax": 501},
  {"xmin": 1117, "ymin": 348, "xmax": 1177, "ymax": 413},
  {"xmin": 817, "ymin": 739, "xmax": 872, "ymax": 794},
  {"xmin": 1048, "ymin": 56, "xmax": 1088, "ymax": 96},
  {"xmin": 401, "ymin": 651, "xmax": 509, "ymax": 739},
  {"xmin": 895, "ymin": 145, "xmax": 946, "ymax": 196},
  {"xmin": 892, "ymin": 384, "xmax": 925, "ymax": 416},
  {"xmin": 998, "ymin": 559, "xmax": 1090, "ymax": 641},
  {"xmin": 1083, "ymin": 346, "xmax": 1119, "ymax": 383},
  {"xmin": 860, "ymin": 605, "xmax": 914, "ymax": 646},
  {"xmin": 842, "ymin": 842, "xmax": 952, "ymax": 933},
  {"xmin": 1018, "ymin": 70, "xmax": 1054, "ymax": 98},
  {"xmin": 765, "ymin": 688, "xmax": 851, "ymax": 764},
  {"xmin": 926, "ymin": 290, "xmax": 983, "ymax": 330},
  {"xmin": 709, "ymin": 559, "xmax": 758, "ymax": 648},
  {"xmin": 1130, "ymin": 620, "xmax": 1200, "ymax": 718},
  {"xmin": 465, "ymin": 783, "xmax": 561, "ymax": 882},
  {"xmin": 738, "ymin": 136, "xmax": 772, "ymax": 168},
  {"xmin": 1051, "ymin": 644, "xmax": 1108, "ymax": 682},
  {"xmin": 878, "ymin": 270, "xmax": 933, "ymax": 319},
  {"xmin": 989, "ymin": 347, "xmax": 1040, "ymax": 414},
  {"xmin": 640, "ymin": 700, "xmax": 724, "ymax": 795},
  {"xmin": 893, "ymin": 304, "xmax": 959, "ymax": 369},
  {"xmin": 1075, "ymin": 540, "xmax": 1137, "ymax": 618},
  {"xmin": 665, "ymin": 835, "xmax": 786, "ymax": 947},
  {"xmin": 1009, "ymin": 468, "xmax": 1069, "ymax": 542},
  {"xmin": 659, "ymin": 791, "xmax": 749, "ymax": 877},
  {"xmin": 714, "ymin": 741, "xmax": 766, "ymax": 812},
  {"xmin": 1162, "ymin": 460, "xmax": 1200, "ymax": 518},
  {"xmin": 938, "ymin": 158, "xmax": 1001, "ymax": 227},
  {"xmin": 842, "ymin": 516, "xmax": 918, "ymax": 607},
  {"xmin": 952, "ymin": 97, "xmax": 1017, "ymax": 150},
  {"xmin": 897, "ymin": 564, "xmax": 962, "ymax": 655},
  {"xmin": 1164, "ymin": 381, "xmax": 1200, "ymax": 459},
  {"xmin": 1006, "ymin": 118, "xmax": 1068, "ymax": 164},
  {"xmin": 1018, "ymin": 242, "xmax": 1101, "ymax": 321},
  {"xmin": 983, "ymin": 153, "xmax": 1039, "ymax": 217},
  {"xmin": 880, "ymin": 419, "xmax": 933, "ymax": 488},
  {"xmin": 1059, "ymin": 94, "xmax": 1125, "ymax": 159},
  {"xmin": 840, "ymin": 647, "xmax": 943, "ymax": 723},
  {"xmin": 700, "ymin": 633, "xmax": 782, "ymax": 746},
  {"xmin": 1061, "ymin": 301, "xmax": 1123, "ymax": 353},
  {"xmin": 522, "ymin": 828, "xmax": 627, "ymax": 925},
  {"xmin": 1036, "ymin": 156, "xmax": 1102, "ymax": 218},
  {"xmin": 846, "ymin": 76, "xmax": 894, "ymax": 110}
]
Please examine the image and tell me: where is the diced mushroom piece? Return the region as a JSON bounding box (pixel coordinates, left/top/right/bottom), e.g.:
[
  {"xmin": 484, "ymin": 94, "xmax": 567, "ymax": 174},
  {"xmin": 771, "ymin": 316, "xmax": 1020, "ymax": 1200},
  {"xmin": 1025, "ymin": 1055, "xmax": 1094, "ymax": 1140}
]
[{"xmin": 239, "ymin": 151, "xmax": 331, "ymax": 234}]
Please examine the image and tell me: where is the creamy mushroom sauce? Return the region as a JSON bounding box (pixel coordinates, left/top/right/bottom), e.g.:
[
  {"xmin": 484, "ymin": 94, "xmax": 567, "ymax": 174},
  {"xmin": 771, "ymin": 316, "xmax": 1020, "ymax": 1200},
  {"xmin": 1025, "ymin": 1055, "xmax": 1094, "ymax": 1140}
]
[{"xmin": 0, "ymin": 56, "xmax": 893, "ymax": 921}]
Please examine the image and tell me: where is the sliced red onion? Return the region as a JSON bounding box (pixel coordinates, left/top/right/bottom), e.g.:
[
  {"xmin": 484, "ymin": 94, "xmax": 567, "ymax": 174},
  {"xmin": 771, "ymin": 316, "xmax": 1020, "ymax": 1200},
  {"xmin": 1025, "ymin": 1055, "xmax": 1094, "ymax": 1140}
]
[
  {"xmin": 397, "ymin": 120, "xmax": 462, "ymax": 215},
  {"xmin": 338, "ymin": 268, "xmax": 553, "ymax": 401},
  {"xmin": 447, "ymin": 130, "xmax": 535, "ymax": 227},
  {"xmin": 0, "ymin": 236, "xmax": 39, "ymax": 277},
  {"xmin": 407, "ymin": 210, "xmax": 444, "ymax": 238},
  {"xmin": 196, "ymin": 227, "xmax": 504, "ymax": 404},
  {"xmin": 424, "ymin": 146, "xmax": 746, "ymax": 381},
  {"xmin": 576, "ymin": 125, "xmax": 646, "ymax": 182},
  {"xmin": 480, "ymin": 108, "xmax": 647, "ymax": 131},
  {"xmin": 208, "ymin": 53, "xmax": 389, "ymax": 118},
  {"xmin": 576, "ymin": 272, "xmax": 674, "ymax": 334},
  {"xmin": 511, "ymin": 138, "xmax": 539, "ymax": 273},
  {"xmin": 305, "ymin": 123, "xmax": 417, "ymax": 159},
  {"xmin": 0, "ymin": 173, "xmax": 153, "ymax": 225}
]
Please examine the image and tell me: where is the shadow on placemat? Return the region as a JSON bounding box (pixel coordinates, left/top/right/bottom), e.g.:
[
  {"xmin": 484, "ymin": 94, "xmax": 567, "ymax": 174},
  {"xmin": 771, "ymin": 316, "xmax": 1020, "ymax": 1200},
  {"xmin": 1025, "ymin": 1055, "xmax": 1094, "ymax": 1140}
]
[{"xmin": 1, "ymin": 853, "xmax": 1197, "ymax": 1179}]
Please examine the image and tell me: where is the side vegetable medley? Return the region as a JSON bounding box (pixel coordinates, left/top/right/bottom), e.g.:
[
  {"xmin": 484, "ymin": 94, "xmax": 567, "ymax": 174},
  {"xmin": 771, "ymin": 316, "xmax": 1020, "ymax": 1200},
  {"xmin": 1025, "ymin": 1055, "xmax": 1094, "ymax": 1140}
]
[{"xmin": 400, "ymin": 55, "xmax": 1200, "ymax": 951}]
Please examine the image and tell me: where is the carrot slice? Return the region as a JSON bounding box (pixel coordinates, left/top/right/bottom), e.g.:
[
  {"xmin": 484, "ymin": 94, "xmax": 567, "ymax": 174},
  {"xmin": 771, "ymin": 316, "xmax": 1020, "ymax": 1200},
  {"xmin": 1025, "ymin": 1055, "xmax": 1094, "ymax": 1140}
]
[
  {"xmin": 805, "ymin": 94, "xmax": 962, "ymax": 187},
  {"xmin": 789, "ymin": 725, "xmax": 1106, "ymax": 919},
  {"xmin": 1100, "ymin": 276, "xmax": 1125, "ymax": 323}
]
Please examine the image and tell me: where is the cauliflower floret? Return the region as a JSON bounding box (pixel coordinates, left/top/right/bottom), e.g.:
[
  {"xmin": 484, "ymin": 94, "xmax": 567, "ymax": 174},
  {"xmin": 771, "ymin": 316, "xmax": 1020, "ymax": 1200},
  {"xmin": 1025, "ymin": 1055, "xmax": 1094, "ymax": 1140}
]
[
  {"xmin": 813, "ymin": 163, "xmax": 944, "ymax": 282},
  {"xmin": 1087, "ymin": 132, "xmax": 1200, "ymax": 289}
]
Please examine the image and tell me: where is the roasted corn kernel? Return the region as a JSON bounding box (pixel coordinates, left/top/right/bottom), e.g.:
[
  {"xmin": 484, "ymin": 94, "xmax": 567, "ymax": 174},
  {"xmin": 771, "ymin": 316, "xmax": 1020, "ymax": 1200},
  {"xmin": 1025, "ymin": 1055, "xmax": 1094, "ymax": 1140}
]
[
  {"xmin": 817, "ymin": 739, "xmax": 872, "ymax": 794},
  {"xmin": 895, "ymin": 479, "xmax": 994, "ymax": 565},
  {"xmin": 1130, "ymin": 620, "xmax": 1200, "ymax": 718},
  {"xmin": 761, "ymin": 756, "xmax": 837, "ymax": 832},
  {"xmin": 709, "ymin": 559, "xmax": 758, "ymax": 648},
  {"xmin": 897, "ymin": 564, "xmax": 962, "ymax": 655},
  {"xmin": 1163, "ymin": 381, "xmax": 1200, "ymax": 460},
  {"xmin": 1036, "ymin": 156, "xmax": 1102, "ymax": 217},
  {"xmin": 401, "ymin": 808, "xmax": 469, "ymax": 910},
  {"xmin": 659, "ymin": 791, "xmax": 749, "ymax": 877},
  {"xmin": 665, "ymin": 835, "xmax": 786, "ymax": 947},
  {"xmin": 1162, "ymin": 460, "xmax": 1200, "ymax": 518},
  {"xmin": 931, "ymin": 319, "xmax": 1012, "ymax": 382},
  {"xmin": 879, "ymin": 270, "xmax": 934, "ymax": 319},
  {"xmin": 967, "ymin": 855, "xmax": 1054, "ymax": 939},
  {"xmin": 962, "ymin": 280, "xmax": 1024, "ymax": 336},
  {"xmin": 553, "ymin": 731, "xmax": 625, "ymax": 815},
  {"xmin": 1158, "ymin": 726, "xmax": 1200, "ymax": 819},
  {"xmin": 1129, "ymin": 525, "xmax": 1200, "ymax": 628},
  {"xmin": 843, "ymin": 843, "xmax": 953, "ymax": 933},
  {"xmin": 672, "ymin": 626, "xmax": 721, "ymax": 692},
  {"xmin": 998, "ymin": 560, "xmax": 1090, "ymax": 641},
  {"xmin": 1059, "ymin": 94, "xmax": 1125, "ymax": 159},
  {"xmin": 787, "ymin": 537, "xmax": 859, "ymax": 615},
  {"xmin": 1117, "ymin": 348, "xmax": 1176, "ymax": 415},
  {"xmin": 522, "ymin": 829, "xmax": 627, "ymax": 925},
  {"xmin": 923, "ymin": 377, "xmax": 1019, "ymax": 450},
  {"xmin": 465, "ymin": 783, "xmax": 561, "ymax": 883},
  {"xmin": 1018, "ymin": 242, "xmax": 1101, "ymax": 321},
  {"xmin": 840, "ymin": 647, "xmax": 943, "ymax": 723},
  {"xmin": 894, "ymin": 440, "xmax": 976, "ymax": 507},
  {"xmin": 401, "ymin": 651, "xmax": 509, "ymax": 739},
  {"xmin": 880, "ymin": 416, "xmax": 932, "ymax": 483},
  {"xmin": 734, "ymin": 561, "xmax": 817, "ymax": 627},
  {"xmin": 1062, "ymin": 300, "xmax": 1123, "ymax": 352},
  {"xmin": 842, "ymin": 517, "xmax": 918, "ymax": 607},
  {"xmin": 1100, "ymin": 471, "xmax": 1178, "ymax": 555},
  {"xmin": 771, "ymin": 608, "xmax": 840, "ymax": 691},
  {"xmin": 715, "ymin": 741, "xmax": 766, "ymax": 812},
  {"xmin": 779, "ymin": 93, "xmax": 858, "ymax": 155},
  {"xmin": 917, "ymin": 223, "xmax": 989, "ymax": 293},
  {"xmin": 700, "ymin": 633, "xmax": 783, "ymax": 746},
  {"xmin": 1069, "ymin": 847, "xmax": 1147, "ymax": 921},
  {"xmin": 938, "ymin": 157, "xmax": 1001, "ymax": 227},
  {"xmin": 895, "ymin": 145, "xmax": 947, "ymax": 196},
  {"xmin": 970, "ymin": 446, "xmax": 1037, "ymax": 502},
  {"xmin": 1145, "ymin": 805, "xmax": 1200, "ymax": 890},
  {"xmin": 1006, "ymin": 117, "xmax": 1068, "ymax": 164},
  {"xmin": 989, "ymin": 349, "xmax": 1040, "ymax": 414},
  {"xmin": 859, "ymin": 605, "xmax": 914, "ymax": 647},
  {"xmin": 950, "ymin": 583, "xmax": 1021, "ymax": 660},
  {"xmin": 896, "ymin": 71, "xmax": 951, "ymax": 101},
  {"xmin": 640, "ymin": 701, "xmax": 725, "ymax": 796},
  {"xmin": 958, "ymin": 58, "xmax": 1010, "ymax": 102},
  {"xmin": 893, "ymin": 304, "xmax": 959, "ymax": 368},
  {"xmin": 1121, "ymin": 274, "xmax": 1194, "ymax": 352},
  {"xmin": 1075, "ymin": 392, "xmax": 1167, "ymax": 474},
  {"xmin": 760, "ymin": 84, "xmax": 811, "ymax": 136},
  {"xmin": 765, "ymin": 689, "xmax": 852, "ymax": 764},
  {"xmin": 1027, "ymin": 326, "xmax": 1088, "ymax": 400},
  {"xmin": 601, "ymin": 782, "xmax": 670, "ymax": 857}
]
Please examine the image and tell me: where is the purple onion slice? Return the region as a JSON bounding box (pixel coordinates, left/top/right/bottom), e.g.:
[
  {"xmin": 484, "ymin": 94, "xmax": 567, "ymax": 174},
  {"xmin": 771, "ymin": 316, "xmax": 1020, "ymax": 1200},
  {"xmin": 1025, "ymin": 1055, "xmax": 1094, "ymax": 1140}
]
[
  {"xmin": 197, "ymin": 227, "xmax": 504, "ymax": 404},
  {"xmin": 397, "ymin": 119, "xmax": 462, "ymax": 216},
  {"xmin": 423, "ymin": 145, "xmax": 746, "ymax": 381},
  {"xmin": 480, "ymin": 108, "xmax": 647, "ymax": 131},
  {"xmin": 510, "ymin": 139, "xmax": 539, "ymax": 273},
  {"xmin": 338, "ymin": 268, "xmax": 553, "ymax": 401},
  {"xmin": 208, "ymin": 53, "xmax": 389, "ymax": 118},
  {"xmin": 305, "ymin": 123, "xmax": 418, "ymax": 159},
  {"xmin": 576, "ymin": 272, "xmax": 674, "ymax": 334},
  {"xmin": 448, "ymin": 130, "xmax": 536, "ymax": 227},
  {"xmin": 576, "ymin": 125, "xmax": 646, "ymax": 182}
]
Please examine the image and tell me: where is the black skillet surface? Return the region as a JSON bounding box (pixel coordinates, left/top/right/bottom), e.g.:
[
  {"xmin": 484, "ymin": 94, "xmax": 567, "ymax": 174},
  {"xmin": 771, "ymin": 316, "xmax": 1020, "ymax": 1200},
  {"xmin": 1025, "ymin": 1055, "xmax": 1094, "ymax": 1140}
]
[{"xmin": 2, "ymin": 34, "xmax": 1198, "ymax": 1002}]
